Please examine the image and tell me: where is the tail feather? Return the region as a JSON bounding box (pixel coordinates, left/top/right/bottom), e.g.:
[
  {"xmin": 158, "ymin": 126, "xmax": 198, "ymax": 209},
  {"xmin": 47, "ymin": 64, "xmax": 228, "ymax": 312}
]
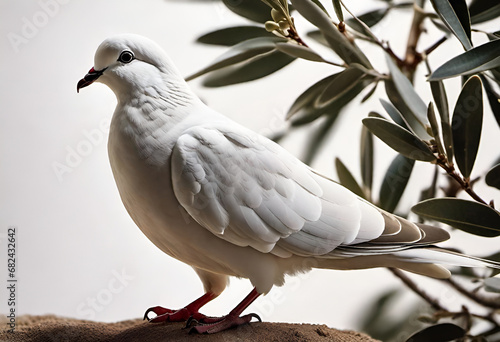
[
  {"xmin": 394, "ymin": 247, "xmax": 500, "ymax": 270},
  {"xmin": 318, "ymin": 246, "xmax": 500, "ymax": 279}
]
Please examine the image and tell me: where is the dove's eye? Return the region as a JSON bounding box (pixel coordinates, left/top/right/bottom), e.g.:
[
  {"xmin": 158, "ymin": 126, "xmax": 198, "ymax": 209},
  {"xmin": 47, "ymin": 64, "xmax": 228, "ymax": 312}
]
[{"xmin": 118, "ymin": 51, "xmax": 134, "ymax": 64}]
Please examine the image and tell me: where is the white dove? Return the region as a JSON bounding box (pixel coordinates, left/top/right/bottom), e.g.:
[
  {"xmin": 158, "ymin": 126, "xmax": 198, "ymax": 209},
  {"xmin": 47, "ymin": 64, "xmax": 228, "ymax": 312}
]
[{"xmin": 77, "ymin": 34, "xmax": 497, "ymax": 334}]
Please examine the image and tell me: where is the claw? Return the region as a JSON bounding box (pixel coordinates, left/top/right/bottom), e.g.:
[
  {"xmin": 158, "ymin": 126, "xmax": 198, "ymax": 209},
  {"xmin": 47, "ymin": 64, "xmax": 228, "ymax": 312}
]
[
  {"xmin": 143, "ymin": 288, "xmax": 262, "ymax": 334},
  {"xmin": 144, "ymin": 292, "xmax": 217, "ymax": 324},
  {"xmin": 143, "ymin": 306, "xmax": 174, "ymax": 321},
  {"xmin": 184, "ymin": 316, "xmax": 198, "ymax": 329},
  {"xmin": 188, "ymin": 313, "xmax": 259, "ymax": 334},
  {"xmin": 249, "ymin": 313, "xmax": 262, "ymax": 322}
]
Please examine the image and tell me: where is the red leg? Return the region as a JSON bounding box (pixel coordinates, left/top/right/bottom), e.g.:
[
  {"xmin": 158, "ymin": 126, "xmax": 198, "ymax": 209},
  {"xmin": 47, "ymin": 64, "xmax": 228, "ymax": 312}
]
[
  {"xmin": 144, "ymin": 292, "xmax": 217, "ymax": 323},
  {"xmin": 190, "ymin": 287, "xmax": 262, "ymax": 334}
]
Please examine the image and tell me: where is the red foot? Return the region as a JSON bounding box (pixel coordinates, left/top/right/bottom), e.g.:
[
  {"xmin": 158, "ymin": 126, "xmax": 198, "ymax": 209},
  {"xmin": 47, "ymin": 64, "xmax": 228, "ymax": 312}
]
[
  {"xmin": 144, "ymin": 306, "xmax": 210, "ymax": 323},
  {"xmin": 143, "ymin": 292, "xmax": 216, "ymax": 323},
  {"xmin": 144, "ymin": 287, "xmax": 262, "ymax": 334},
  {"xmin": 189, "ymin": 313, "xmax": 261, "ymax": 334},
  {"xmin": 190, "ymin": 287, "xmax": 262, "ymax": 334}
]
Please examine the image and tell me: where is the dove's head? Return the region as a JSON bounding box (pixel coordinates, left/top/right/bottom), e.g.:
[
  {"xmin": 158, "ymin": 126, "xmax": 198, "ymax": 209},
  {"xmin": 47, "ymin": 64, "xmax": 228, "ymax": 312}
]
[{"xmin": 77, "ymin": 34, "xmax": 187, "ymax": 99}]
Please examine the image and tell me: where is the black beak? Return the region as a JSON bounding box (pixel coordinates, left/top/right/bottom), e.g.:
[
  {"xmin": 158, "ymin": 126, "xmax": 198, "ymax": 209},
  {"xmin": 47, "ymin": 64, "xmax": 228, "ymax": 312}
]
[{"xmin": 77, "ymin": 67, "xmax": 107, "ymax": 93}]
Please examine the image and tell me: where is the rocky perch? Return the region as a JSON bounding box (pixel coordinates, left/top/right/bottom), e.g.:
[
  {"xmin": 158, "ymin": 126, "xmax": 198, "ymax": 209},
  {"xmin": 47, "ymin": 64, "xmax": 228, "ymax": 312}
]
[{"xmin": 0, "ymin": 315, "xmax": 380, "ymax": 342}]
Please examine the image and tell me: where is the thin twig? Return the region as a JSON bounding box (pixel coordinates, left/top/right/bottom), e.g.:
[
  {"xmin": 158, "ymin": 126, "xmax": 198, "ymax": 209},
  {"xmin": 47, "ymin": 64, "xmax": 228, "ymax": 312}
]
[
  {"xmin": 391, "ymin": 269, "xmax": 500, "ymax": 334},
  {"xmin": 423, "ymin": 36, "xmax": 448, "ymax": 56},
  {"xmin": 444, "ymin": 277, "xmax": 500, "ymax": 309},
  {"xmin": 287, "ymin": 26, "xmax": 308, "ymax": 47},
  {"xmin": 389, "ymin": 268, "xmax": 445, "ymax": 311},
  {"xmin": 435, "ymin": 157, "xmax": 489, "ymax": 205}
]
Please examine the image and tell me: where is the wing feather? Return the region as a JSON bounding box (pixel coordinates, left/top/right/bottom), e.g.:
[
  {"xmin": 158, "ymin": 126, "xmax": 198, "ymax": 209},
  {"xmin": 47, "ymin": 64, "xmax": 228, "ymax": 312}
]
[
  {"xmin": 171, "ymin": 123, "xmax": 443, "ymax": 259},
  {"xmin": 171, "ymin": 124, "xmax": 325, "ymax": 253}
]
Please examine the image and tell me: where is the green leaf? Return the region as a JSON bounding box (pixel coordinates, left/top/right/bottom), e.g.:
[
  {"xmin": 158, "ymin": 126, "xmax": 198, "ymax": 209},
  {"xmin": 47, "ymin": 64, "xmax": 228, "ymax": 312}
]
[
  {"xmin": 309, "ymin": 0, "xmax": 330, "ymax": 16},
  {"xmin": 427, "ymin": 103, "xmax": 446, "ymax": 156},
  {"xmin": 406, "ymin": 323, "xmax": 465, "ymax": 342},
  {"xmin": 481, "ymin": 76, "xmax": 500, "ymax": 128},
  {"xmin": 412, "ymin": 198, "xmax": 500, "ymax": 237},
  {"xmin": 306, "ymin": 30, "xmax": 329, "ymax": 47},
  {"xmin": 379, "ymin": 154, "xmax": 415, "ymax": 213},
  {"xmin": 430, "ymin": 0, "xmax": 472, "ymax": 50},
  {"xmin": 202, "ymin": 50, "xmax": 295, "ymax": 87},
  {"xmin": 346, "ymin": 8, "xmax": 388, "ymax": 34},
  {"xmin": 275, "ymin": 42, "xmax": 327, "ymax": 63},
  {"xmin": 186, "ymin": 37, "xmax": 286, "ymax": 81},
  {"xmin": 289, "ymin": 76, "xmax": 370, "ymax": 126},
  {"xmin": 385, "ymin": 79, "xmax": 419, "ymax": 128},
  {"xmin": 303, "ymin": 112, "xmax": 340, "ymax": 164},
  {"xmin": 362, "ymin": 117, "xmax": 436, "ymax": 161},
  {"xmin": 290, "ymin": 0, "xmax": 372, "ymax": 68},
  {"xmin": 452, "ymin": 75, "xmax": 483, "ymax": 179},
  {"xmin": 485, "ymin": 164, "xmax": 500, "ymax": 190},
  {"xmin": 332, "ymin": 0, "xmax": 343, "ymax": 22},
  {"xmin": 335, "ymin": 158, "xmax": 366, "ymax": 199},
  {"xmin": 469, "ymin": 0, "xmax": 500, "ymax": 25},
  {"xmin": 484, "ymin": 277, "xmax": 500, "ymax": 293},
  {"xmin": 315, "ymin": 66, "xmax": 366, "ymax": 107},
  {"xmin": 430, "ymin": 80, "xmax": 454, "ymax": 160},
  {"xmin": 380, "ymin": 98, "xmax": 410, "ymax": 130},
  {"xmin": 222, "ymin": 0, "xmax": 271, "ymax": 23},
  {"xmin": 368, "ymin": 111, "xmax": 384, "ymax": 119},
  {"xmin": 429, "ymin": 40, "xmax": 500, "ymax": 80},
  {"xmin": 287, "ymin": 73, "xmax": 340, "ymax": 120},
  {"xmin": 360, "ymin": 290, "xmax": 408, "ymax": 340},
  {"xmin": 196, "ymin": 26, "xmax": 272, "ymax": 46},
  {"xmin": 360, "ymin": 125, "xmax": 374, "ymax": 195},
  {"xmin": 361, "ymin": 81, "xmax": 379, "ymax": 103},
  {"xmin": 386, "ymin": 55, "xmax": 431, "ymax": 139}
]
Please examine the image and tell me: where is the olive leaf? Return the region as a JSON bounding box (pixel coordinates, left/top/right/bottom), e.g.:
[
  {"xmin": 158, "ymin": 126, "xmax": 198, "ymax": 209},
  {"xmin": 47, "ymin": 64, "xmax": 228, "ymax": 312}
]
[
  {"xmin": 223, "ymin": 0, "xmax": 272, "ymax": 23},
  {"xmin": 429, "ymin": 40, "xmax": 500, "ymax": 80},
  {"xmin": 485, "ymin": 164, "xmax": 500, "ymax": 190},
  {"xmin": 430, "ymin": 0, "xmax": 472, "ymax": 50},
  {"xmin": 362, "ymin": 117, "xmax": 436, "ymax": 161},
  {"xmin": 289, "ymin": 76, "xmax": 370, "ymax": 126},
  {"xmin": 380, "ymin": 99, "xmax": 410, "ymax": 130},
  {"xmin": 315, "ymin": 65, "xmax": 366, "ymax": 107},
  {"xmin": 335, "ymin": 158, "xmax": 366, "ymax": 199},
  {"xmin": 386, "ymin": 55, "xmax": 431, "ymax": 139},
  {"xmin": 275, "ymin": 42, "xmax": 328, "ymax": 63},
  {"xmin": 485, "ymin": 277, "xmax": 500, "ymax": 293},
  {"xmin": 287, "ymin": 73, "xmax": 340, "ymax": 120},
  {"xmin": 186, "ymin": 37, "xmax": 287, "ymax": 81},
  {"xmin": 430, "ymin": 80, "xmax": 454, "ymax": 160},
  {"xmin": 412, "ymin": 198, "xmax": 500, "ymax": 237},
  {"xmin": 196, "ymin": 26, "xmax": 272, "ymax": 46},
  {"xmin": 332, "ymin": 0, "xmax": 343, "ymax": 22},
  {"xmin": 360, "ymin": 125, "xmax": 374, "ymax": 195},
  {"xmin": 346, "ymin": 8, "xmax": 388, "ymax": 35},
  {"xmin": 406, "ymin": 323, "xmax": 466, "ymax": 342},
  {"xmin": 469, "ymin": 0, "xmax": 500, "ymax": 24},
  {"xmin": 481, "ymin": 75, "xmax": 500, "ymax": 128},
  {"xmin": 427, "ymin": 103, "xmax": 446, "ymax": 157},
  {"xmin": 451, "ymin": 76, "xmax": 483, "ymax": 179},
  {"xmin": 303, "ymin": 112, "xmax": 340, "ymax": 164},
  {"xmin": 201, "ymin": 50, "xmax": 295, "ymax": 87},
  {"xmin": 290, "ymin": 0, "xmax": 372, "ymax": 68},
  {"xmin": 379, "ymin": 154, "xmax": 415, "ymax": 213}
]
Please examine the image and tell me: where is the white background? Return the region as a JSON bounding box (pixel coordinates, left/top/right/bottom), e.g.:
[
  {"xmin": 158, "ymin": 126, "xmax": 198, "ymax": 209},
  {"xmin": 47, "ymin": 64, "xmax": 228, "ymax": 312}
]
[{"xmin": 1, "ymin": 0, "xmax": 500, "ymax": 336}]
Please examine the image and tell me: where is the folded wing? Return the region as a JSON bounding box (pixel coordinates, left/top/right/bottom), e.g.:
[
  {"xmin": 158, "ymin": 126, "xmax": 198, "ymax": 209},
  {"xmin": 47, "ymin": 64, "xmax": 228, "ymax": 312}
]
[{"xmin": 171, "ymin": 123, "xmax": 448, "ymax": 258}]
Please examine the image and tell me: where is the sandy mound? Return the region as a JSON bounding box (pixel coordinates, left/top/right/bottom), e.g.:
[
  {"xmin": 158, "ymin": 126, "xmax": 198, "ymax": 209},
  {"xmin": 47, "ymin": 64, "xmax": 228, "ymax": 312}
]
[{"xmin": 0, "ymin": 315, "xmax": 379, "ymax": 342}]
